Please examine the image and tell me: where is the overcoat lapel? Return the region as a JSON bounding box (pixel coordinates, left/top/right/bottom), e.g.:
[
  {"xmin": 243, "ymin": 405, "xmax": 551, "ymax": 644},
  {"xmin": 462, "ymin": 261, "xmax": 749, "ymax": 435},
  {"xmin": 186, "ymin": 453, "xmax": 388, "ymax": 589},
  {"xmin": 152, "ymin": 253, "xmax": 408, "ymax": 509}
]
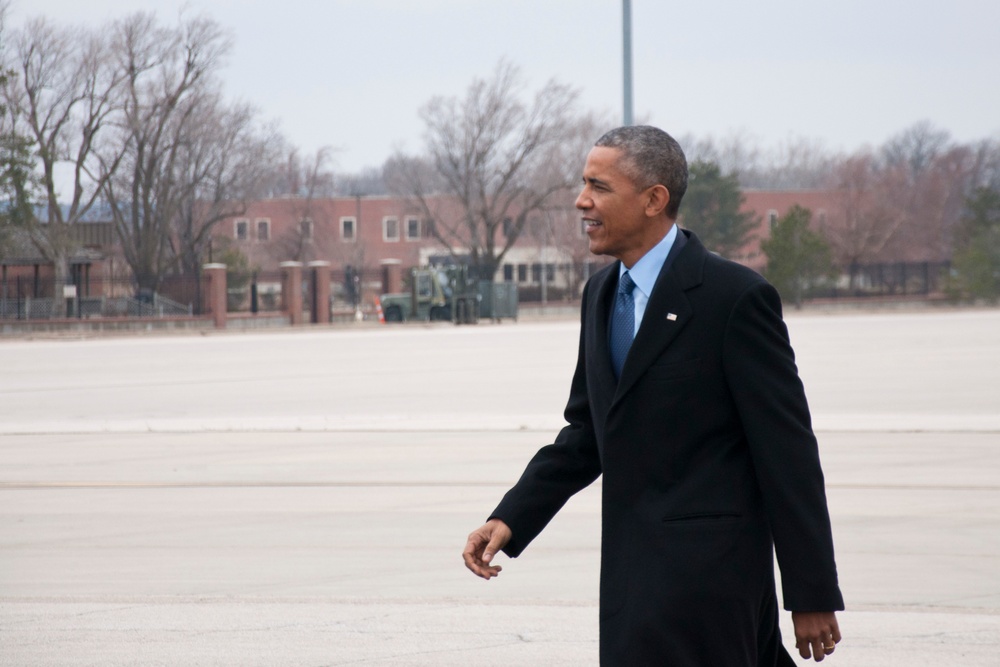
[
  {"xmin": 589, "ymin": 265, "xmax": 619, "ymax": 400},
  {"xmin": 614, "ymin": 230, "xmax": 703, "ymax": 404}
]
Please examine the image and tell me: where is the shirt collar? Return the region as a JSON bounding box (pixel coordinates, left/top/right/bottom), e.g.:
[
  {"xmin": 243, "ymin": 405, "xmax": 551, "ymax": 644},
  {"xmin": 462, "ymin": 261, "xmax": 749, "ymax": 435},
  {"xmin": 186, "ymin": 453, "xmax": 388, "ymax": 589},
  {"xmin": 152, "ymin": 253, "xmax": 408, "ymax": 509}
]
[{"xmin": 619, "ymin": 224, "xmax": 678, "ymax": 299}]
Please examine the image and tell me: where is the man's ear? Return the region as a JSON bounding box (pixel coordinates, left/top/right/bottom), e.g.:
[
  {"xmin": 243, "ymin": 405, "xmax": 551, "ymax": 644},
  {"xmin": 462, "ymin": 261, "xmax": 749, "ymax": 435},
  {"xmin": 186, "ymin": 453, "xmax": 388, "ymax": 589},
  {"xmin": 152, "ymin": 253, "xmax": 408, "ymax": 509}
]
[{"xmin": 645, "ymin": 184, "xmax": 670, "ymax": 218}]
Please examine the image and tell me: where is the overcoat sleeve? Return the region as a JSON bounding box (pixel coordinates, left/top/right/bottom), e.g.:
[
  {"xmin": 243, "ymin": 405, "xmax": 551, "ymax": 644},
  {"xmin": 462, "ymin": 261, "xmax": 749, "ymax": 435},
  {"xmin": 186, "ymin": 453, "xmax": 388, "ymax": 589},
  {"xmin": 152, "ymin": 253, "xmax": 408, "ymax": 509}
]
[
  {"xmin": 723, "ymin": 281, "xmax": 844, "ymax": 611},
  {"xmin": 490, "ymin": 280, "xmax": 603, "ymax": 558}
]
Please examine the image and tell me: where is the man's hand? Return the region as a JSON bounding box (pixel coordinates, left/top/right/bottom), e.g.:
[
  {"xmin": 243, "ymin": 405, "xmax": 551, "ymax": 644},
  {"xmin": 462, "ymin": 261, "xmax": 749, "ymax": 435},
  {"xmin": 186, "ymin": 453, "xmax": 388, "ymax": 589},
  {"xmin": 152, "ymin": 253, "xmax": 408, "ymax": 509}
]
[
  {"xmin": 792, "ymin": 611, "xmax": 841, "ymax": 662},
  {"xmin": 463, "ymin": 519, "xmax": 512, "ymax": 580}
]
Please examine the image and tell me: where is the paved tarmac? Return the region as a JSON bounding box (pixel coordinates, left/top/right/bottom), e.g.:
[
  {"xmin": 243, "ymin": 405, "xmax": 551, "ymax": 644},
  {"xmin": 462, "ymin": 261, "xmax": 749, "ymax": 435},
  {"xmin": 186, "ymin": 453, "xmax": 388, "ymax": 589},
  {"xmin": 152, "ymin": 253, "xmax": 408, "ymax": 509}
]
[{"xmin": 2, "ymin": 309, "xmax": 999, "ymax": 665}]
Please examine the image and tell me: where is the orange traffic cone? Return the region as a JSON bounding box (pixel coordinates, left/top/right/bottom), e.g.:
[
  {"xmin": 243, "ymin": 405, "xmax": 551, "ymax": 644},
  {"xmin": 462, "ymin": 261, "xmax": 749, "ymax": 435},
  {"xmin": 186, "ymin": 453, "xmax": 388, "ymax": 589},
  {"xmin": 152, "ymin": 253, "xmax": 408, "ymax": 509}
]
[{"xmin": 375, "ymin": 296, "xmax": 385, "ymax": 324}]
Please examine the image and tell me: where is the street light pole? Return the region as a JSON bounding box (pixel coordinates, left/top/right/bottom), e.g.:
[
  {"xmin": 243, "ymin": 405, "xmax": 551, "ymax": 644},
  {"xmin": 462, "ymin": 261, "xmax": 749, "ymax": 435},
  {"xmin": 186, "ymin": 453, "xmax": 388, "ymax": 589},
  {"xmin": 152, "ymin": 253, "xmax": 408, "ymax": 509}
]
[{"xmin": 623, "ymin": 0, "xmax": 634, "ymax": 126}]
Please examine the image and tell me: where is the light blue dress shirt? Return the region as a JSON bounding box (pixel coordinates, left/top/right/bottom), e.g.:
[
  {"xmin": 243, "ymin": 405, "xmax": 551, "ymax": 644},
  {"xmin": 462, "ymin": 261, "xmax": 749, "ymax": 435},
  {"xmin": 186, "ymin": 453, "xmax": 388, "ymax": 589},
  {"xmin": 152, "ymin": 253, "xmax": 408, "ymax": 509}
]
[{"xmin": 618, "ymin": 224, "xmax": 678, "ymax": 337}]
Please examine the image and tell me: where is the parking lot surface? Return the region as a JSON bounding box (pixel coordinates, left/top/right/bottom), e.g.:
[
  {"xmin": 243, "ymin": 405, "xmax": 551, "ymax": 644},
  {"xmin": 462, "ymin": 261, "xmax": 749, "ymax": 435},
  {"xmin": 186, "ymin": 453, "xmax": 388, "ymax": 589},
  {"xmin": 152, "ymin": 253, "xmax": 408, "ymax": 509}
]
[{"xmin": 2, "ymin": 309, "xmax": 999, "ymax": 665}]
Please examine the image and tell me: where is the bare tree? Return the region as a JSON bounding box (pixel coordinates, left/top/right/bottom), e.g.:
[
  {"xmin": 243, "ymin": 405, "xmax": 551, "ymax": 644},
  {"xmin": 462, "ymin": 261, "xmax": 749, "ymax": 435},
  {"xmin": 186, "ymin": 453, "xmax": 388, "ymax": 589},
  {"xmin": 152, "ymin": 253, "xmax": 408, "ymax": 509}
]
[
  {"xmin": 2, "ymin": 16, "xmax": 124, "ymax": 315},
  {"xmin": 874, "ymin": 123, "xmax": 987, "ymax": 262},
  {"xmin": 755, "ymin": 137, "xmax": 837, "ymax": 189},
  {"xmin": 880, "ymin": 121, "xmax": 951, "ymax": 180},
  {"xmin": 334, "ymin": 165, "xmax": 386, "ymax": 197},
  {"xmin": 259, "ymin": 144, "xmax": 335, "ymax": 199},
  {"xmin": 172, "ymin": 97, "xmax": 280, "ymax": 299},
  {"xmin": 681, "ymin": 131, "xmax": 836, "ymax": 189},
  {"xmin": 385, "ymin": 61, "xmax": 592, "ymax": 281},
  {"xmin": 877, "ymin": 122, "xmax": 949, "ymax": 261},
  {"xmin": 103, "ymin": 11, "xmax": 233, "ymax": 294},
  {"xmin": 680, "ymin": 130, "xmax": 764, "ymax": 182},
  {"xmin": 527, "ymin": 188, "xmax": 597, "ymax": 300},
  {"xmin": 968, "ymin": 137, "xmax": 1000, "ymax": 192},
  {"xmin": 911, "ymin": 133, "xmax": 1000, "ymax": 261},
  {"xmin": 824, "ymin": 153, "xmax": 907, "ymax": 276},
  {"xmin": 269, "ymin": 147, "xmax": 335, "ymax": 264}
]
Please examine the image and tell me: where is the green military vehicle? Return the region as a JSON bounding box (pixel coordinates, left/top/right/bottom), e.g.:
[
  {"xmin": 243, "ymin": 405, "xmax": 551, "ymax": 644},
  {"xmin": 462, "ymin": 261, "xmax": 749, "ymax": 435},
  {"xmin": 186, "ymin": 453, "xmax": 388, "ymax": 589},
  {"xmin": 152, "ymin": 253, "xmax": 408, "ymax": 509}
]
[{"xmin": 379, "ymin": 266, "xmax": 517, "ymax": 324}]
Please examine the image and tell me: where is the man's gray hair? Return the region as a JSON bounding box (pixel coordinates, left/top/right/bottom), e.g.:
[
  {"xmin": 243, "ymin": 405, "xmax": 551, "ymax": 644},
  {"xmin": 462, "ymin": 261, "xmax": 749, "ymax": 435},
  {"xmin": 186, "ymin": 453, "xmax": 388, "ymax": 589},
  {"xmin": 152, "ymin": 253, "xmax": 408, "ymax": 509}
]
[{"xmin": 595, "ymin": 125, "xmax": 688, "ymax": 219}]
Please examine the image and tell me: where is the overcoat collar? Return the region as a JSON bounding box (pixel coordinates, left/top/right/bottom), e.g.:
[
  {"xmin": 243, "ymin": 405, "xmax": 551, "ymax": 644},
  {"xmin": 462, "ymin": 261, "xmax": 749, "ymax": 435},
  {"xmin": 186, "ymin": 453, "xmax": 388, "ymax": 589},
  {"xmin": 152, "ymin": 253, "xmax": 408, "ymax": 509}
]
[{"xmin": 597, "ymin": 229, "xmax": 706, "ymax": 403}]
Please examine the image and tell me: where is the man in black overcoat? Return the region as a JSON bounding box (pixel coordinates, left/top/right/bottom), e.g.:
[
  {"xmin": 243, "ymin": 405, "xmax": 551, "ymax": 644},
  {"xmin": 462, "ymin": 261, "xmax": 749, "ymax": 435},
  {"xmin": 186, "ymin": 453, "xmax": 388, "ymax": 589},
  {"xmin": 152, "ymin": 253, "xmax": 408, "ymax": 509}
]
[{"xmin": 463, "ymin": 126, "xmax": 844, "ymax": 665}]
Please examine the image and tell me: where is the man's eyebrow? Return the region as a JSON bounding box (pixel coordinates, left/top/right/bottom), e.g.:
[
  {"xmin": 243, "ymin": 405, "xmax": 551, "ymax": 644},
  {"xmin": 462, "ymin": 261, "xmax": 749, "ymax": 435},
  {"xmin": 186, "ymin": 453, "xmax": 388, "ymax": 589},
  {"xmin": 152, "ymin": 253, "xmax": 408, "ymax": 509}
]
[{"xmin": 583, "ymin": 176, "xmax": 612, "ymax": 188}]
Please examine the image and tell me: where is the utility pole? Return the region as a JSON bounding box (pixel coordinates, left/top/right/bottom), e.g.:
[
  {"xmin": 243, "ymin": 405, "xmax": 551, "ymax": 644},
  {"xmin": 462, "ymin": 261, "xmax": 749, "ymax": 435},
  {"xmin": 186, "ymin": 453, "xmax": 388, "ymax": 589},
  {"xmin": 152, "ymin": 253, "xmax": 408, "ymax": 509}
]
[{"xmin": 623, "ymin": 0, "xmax": 634, "ymax": 126}]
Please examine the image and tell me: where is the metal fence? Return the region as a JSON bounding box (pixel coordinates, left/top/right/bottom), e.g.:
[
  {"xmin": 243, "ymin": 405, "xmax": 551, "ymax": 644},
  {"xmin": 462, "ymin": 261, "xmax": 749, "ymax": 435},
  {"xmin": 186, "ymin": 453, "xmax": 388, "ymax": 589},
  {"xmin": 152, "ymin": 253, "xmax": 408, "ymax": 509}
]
[
  {"xmin": 0, "ymin": 275, "xmax": 198, "ymax": 321},
  {"xmin": 222, "ymin": 267, "xmax": 385, "ymax": 319},
  {"xmin": 226, "ymin": 271, "xmax": 284, "ymax": 314},
  {"xmin": 1, "ymin": 260, "xmax": 956, "ymax": 323},
  {"xmin": 811, "ymin": 261, "xmax": 952, "ymax": 300}
]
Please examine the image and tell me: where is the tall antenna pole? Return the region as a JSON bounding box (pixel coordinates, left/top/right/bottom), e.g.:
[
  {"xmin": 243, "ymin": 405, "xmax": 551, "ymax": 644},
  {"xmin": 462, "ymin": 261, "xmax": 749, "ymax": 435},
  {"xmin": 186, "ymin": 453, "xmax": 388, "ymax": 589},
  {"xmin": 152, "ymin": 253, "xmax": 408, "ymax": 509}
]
[{"xmin": 623, "ymin": 0, "xmax": 634, "ymax": 126}]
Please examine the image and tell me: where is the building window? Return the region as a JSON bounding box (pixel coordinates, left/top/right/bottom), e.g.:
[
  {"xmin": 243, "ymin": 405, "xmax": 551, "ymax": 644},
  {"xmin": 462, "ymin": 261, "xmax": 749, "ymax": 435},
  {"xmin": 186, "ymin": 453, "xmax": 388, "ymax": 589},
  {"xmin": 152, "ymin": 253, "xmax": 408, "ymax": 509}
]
[
  {"xmin": 406, "ymin": 217, "xmax": 421, "ymax": 241},
  {"xmin": 235, "ymin": 219, "xmax": 249, "ymax": 241},
  {"xmin": 503, "ymin": 217, "xmax": 514, "ymax": 238},
  {"xmin": 300, "ymin": 219, "xmax": 313, "ymax": 240},
  {"xmin": 817, "ymin": 209, "xmax": 827, "ymax": 228},
  {"xmin": 256, "ymin": 219, "xmax": 270, "ymax": 241},
  {"xmin": 517, "ymin": 264, "xmax": 527, "ymax": 282},
  {"xmin": 503, "ymin": 264, "xmax": 514, "ymax": 282},
  {"xmin": 383, "ymin": 216, "xmax": 399, "ymax": 242},
  {"xmin": 768, "ymin": 210, "xmax": 779, "ymax": 230},
  {"xmin": 425, "ymin": 219, "xmax": 436, "ymax": 238},
  {"xmin": 341, "ymin": 217, "xmax": 356, "ymax": 242},
  {"xmin": 531, "ymin": 263, "xmax": 542, "ymax": 283}
]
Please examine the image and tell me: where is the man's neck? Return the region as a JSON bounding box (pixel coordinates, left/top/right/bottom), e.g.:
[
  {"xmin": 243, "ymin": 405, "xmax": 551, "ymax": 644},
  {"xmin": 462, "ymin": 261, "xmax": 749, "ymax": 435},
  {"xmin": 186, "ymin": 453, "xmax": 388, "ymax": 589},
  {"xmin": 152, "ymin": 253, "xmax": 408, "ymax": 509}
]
[{"xmin": 620, "ymin": 222, "xmax": 676, "ymax": 270}]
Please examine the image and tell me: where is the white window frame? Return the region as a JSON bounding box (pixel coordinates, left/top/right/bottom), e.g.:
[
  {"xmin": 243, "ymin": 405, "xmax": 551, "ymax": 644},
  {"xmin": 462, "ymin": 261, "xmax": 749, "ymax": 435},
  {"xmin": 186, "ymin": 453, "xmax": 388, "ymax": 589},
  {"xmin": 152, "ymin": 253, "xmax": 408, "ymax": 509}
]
[
  {"xmin": 300, "ymin": 219, "xmax": 314, "ymax": 241},
  {"xmin": 340, "ymin": 216, "xmax": 356, "ymax": 242},
  {"xmin": 235, "ymin": 219, "xmax": 249, "ymax": 241},
  {"xmin": 383, "ymin": 216, "xmax": 400, "ymax": 242}
]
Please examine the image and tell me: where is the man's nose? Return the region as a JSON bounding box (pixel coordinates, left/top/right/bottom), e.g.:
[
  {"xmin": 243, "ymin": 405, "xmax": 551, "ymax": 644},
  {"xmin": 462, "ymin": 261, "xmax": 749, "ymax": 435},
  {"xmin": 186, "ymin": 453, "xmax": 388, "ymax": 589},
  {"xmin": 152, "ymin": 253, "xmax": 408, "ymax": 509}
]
[{"xmin": 575, "ymin": 189, "xmax": 591, "ymax": 210}]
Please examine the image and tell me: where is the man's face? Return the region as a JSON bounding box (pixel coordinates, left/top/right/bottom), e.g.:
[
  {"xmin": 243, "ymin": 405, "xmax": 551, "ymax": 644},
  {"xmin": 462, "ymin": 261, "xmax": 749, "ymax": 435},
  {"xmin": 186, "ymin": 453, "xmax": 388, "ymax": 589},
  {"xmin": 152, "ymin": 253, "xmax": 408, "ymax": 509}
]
[{"xmin": 575, "ymin": 146, "xmax": 662, "ymax": 267}]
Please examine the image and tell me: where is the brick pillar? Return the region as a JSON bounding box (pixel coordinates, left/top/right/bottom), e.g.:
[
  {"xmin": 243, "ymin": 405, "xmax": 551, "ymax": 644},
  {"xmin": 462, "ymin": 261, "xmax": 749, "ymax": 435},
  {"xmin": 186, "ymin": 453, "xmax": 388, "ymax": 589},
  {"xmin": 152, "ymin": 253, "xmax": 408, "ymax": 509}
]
[
  {"xmin": 202, "ymin": 263, "xmax": 227, "ymax": 329},
  {"xmin": 307, "ymin": 261, "xmax": 331, "ymax": 324},
  {"xmin": 280, "ymin": 261, "xmax": 304, "ymax": 326},
  {"xmin": 381, "ymin": 259, "xmax": 402, "ymax": 295}
]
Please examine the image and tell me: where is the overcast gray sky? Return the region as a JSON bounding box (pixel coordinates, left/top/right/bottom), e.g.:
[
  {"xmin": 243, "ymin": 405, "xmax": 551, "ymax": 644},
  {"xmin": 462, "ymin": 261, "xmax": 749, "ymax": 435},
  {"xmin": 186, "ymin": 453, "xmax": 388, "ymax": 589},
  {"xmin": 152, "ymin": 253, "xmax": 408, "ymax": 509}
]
[{"xmin": 9, "ymin": 0, "xmax": 1000, "ymax": 173}]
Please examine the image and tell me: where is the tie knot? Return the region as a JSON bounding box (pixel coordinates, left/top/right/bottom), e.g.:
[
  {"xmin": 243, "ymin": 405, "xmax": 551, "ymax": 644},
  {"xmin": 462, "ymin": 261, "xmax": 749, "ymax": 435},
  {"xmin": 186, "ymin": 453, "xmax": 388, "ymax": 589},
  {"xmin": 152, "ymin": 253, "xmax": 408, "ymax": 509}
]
[{"xmin": 619, "ymin": 271, "xmax": 635, "ymax": 296}]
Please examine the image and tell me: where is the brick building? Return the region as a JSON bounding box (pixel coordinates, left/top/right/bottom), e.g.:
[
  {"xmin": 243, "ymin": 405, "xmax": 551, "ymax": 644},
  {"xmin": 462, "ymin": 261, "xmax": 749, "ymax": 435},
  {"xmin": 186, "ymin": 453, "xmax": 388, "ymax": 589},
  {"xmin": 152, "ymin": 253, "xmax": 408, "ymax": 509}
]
[
  {"xmin": 730, "ymin": 190, "xmax": 838, "ymax": 271},
  {"xmin": 1, "ymin": 224, "xmax": 115, "ymax": 318},
  {"xmin": 1, "ymin": 190, "xmax": 842, "ymax": 307},
  {"xmin": 215, "ymin": 195, "xmax": 601, "ymax": 304},
  {"xmin": 8, "ymin": 187, "xmax": 938, "ymax": 323},
  {"xmin": 216, "ymin": 190, "xmax": 842, "ymax": 301}
]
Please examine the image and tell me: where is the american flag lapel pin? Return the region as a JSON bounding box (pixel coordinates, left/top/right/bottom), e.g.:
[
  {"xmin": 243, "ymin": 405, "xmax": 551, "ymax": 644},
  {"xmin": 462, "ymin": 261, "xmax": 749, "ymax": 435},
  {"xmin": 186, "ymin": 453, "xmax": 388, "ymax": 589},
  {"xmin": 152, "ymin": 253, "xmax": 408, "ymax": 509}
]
[{"xmin": 666, "ymin": 313, "xmax": 678, "ymax": 321}]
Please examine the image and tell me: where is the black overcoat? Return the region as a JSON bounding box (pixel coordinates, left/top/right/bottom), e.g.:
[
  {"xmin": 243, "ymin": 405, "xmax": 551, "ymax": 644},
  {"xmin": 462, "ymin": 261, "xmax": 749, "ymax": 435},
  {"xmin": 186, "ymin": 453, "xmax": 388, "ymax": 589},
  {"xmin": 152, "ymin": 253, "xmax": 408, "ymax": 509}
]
[{"xmin": 491, "ymin": 230, "xmax": 844, "ymax": 665}]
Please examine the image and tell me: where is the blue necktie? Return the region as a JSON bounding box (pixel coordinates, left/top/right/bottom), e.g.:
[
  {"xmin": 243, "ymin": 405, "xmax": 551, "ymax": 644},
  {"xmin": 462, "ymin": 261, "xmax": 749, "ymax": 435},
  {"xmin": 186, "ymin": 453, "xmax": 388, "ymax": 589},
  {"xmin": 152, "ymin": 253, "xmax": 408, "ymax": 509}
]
[{"xmin": 610, "ymin": 271, "xmax": 636, "ymax": 380}]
